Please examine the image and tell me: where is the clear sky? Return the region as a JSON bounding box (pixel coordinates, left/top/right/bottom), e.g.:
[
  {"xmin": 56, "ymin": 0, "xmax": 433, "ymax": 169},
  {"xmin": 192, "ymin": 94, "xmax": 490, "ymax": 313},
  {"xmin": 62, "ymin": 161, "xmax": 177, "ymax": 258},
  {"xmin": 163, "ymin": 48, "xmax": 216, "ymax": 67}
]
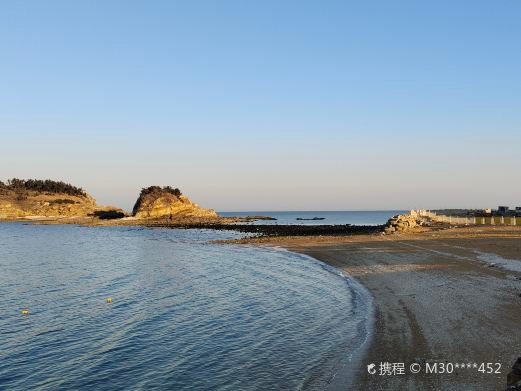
[{"xmin": 1, "ymin": 1, "xmax": 520, "ymax": 212}]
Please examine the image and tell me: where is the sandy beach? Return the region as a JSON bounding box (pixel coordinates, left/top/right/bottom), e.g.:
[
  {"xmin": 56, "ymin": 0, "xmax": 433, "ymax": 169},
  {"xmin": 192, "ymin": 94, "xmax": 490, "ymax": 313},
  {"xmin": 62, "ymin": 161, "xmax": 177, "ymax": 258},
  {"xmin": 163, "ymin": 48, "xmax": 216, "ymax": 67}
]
[{"xmin": 244, "ymin": 226, "xmax": 521, "ymax": 390}]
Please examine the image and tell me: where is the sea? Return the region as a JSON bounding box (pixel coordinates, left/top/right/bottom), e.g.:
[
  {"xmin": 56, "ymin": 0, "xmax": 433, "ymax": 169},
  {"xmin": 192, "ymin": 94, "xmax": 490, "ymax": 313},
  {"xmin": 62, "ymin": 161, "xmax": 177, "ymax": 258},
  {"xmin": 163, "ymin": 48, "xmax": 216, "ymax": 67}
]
[
  {"xmin": 220, "ymin": 210, "xmax": 405, "ymax": 225},
  {"xmin": 0, "ymin": 211, "xmax": 391, "ymax": 390}
]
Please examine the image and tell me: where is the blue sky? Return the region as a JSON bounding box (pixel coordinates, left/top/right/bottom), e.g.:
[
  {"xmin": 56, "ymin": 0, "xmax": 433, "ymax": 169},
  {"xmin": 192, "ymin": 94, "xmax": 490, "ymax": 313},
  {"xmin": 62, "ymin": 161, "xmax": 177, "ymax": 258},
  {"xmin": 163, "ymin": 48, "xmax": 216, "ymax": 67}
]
[{"xmin": 1, "ymin": 1, "xmax": 520, "ymax": 211}]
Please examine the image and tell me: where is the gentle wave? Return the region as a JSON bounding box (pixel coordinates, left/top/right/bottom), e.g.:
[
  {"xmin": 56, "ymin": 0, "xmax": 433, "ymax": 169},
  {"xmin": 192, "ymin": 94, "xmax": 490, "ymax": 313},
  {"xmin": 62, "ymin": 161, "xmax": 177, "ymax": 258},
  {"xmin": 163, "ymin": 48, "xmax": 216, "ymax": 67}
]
[
  {"xmin": 0, "ymin": 223, "xmax": 370, "ymax": 390},
  {"xmin": 219, "ymin": 210, "xmax": 405, "ymax": 225}
]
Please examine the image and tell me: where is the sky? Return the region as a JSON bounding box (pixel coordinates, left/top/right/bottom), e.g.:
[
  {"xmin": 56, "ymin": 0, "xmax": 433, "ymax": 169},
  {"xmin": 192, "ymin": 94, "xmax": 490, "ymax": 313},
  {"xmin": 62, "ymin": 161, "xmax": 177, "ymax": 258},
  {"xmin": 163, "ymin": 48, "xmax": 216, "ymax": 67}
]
[{"xmin": 1, "ymin": 0, "xmax": 520, "ymax": 212}]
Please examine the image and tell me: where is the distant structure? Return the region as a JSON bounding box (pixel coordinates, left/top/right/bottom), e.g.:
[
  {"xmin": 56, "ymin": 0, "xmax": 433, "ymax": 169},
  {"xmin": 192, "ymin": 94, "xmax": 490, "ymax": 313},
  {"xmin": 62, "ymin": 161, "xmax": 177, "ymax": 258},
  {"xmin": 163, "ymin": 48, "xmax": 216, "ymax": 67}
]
[
  {"xmin": 498, "ymin": 206, "xmax": 510, "ymax": 214},
  {"xmin": 418, "ymin": 206, "xmax": 521, "ymax": 218},
  {"xmin": 494, "ymin": 206, "xmax": 521, "ymax": 216}
]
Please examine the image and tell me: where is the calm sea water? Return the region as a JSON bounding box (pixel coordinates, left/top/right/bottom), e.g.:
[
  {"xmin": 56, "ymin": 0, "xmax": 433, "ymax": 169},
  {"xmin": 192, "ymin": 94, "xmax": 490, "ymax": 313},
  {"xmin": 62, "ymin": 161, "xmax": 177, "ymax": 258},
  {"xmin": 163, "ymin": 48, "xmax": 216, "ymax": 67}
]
[
  {"xmin": 219, "ymin": 210, "xmax": 406, "ymax": 225},
  {"xmin": 0, "ymin": 223, "xmax": 371, "ymax": 390}
]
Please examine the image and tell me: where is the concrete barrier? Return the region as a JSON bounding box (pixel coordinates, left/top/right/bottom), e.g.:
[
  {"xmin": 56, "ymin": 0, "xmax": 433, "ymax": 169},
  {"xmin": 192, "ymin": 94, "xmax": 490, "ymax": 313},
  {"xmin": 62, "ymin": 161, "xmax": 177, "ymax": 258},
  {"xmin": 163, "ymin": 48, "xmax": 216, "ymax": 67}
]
[{"xmin": 412, "ymin": 210, "xmax": 521, "ymax": 226}]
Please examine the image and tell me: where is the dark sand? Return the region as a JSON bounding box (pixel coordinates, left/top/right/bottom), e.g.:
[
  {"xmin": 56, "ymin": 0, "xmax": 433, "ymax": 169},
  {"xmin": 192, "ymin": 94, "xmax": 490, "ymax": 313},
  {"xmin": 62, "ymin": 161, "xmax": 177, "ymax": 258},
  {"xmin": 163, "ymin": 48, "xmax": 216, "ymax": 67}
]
[{"xmin": 245, "ymin": 226, "xmax": 521, "ymax": 390}]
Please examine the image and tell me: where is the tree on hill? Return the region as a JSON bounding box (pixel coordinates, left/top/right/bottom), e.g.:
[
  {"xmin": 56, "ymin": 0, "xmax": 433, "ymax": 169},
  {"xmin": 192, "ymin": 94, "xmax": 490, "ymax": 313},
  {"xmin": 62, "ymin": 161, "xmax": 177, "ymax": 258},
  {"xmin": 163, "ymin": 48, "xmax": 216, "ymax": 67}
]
[
  {"xmin": 132, "ymin": 186, "xmax": 182, "ymax": 216},
  {"xmin": 2, "ymin": 178, "xmax": 87, "ymax": 197}
]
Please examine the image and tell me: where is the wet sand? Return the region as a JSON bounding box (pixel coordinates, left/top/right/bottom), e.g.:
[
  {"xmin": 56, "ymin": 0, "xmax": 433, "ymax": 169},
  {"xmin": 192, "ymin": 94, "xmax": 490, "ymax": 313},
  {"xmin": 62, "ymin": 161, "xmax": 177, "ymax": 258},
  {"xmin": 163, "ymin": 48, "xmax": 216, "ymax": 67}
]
[{"xmin": 245, "ymin": 226, "xmax": 521, "ymax": 390}]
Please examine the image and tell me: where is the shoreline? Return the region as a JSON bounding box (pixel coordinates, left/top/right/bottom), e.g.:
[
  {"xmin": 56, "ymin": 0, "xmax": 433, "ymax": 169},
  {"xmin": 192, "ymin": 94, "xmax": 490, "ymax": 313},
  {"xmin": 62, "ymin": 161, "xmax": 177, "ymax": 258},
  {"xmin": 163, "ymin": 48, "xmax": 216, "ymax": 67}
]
[
  {"xmin": 0, "ymin": 216, "xmax": 384, "ymax": 237},
  {"xmin": 2, "ymin": 218, "xmax": 520, "ymax": 388},
  {"xmin": 245, "ymin": 226, "xmax": 521, "ymax": 390},
  {"xmin": 324, "ymin": 263, "xmax": 375, "ymax": 391},
  {"xmin": 284, "ymin": 250, "xmax": 376, "ymax": 391}
]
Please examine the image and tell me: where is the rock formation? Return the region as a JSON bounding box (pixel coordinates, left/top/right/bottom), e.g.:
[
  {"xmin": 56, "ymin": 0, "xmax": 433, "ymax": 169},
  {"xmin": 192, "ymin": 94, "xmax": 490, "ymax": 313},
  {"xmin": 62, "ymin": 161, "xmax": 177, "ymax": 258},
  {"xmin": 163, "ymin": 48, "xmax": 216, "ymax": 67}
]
[
  {"xmin": 132, "ymin": 186, "xmax": 218, "ymax": 219},
  {"xmin": 384, "ymin": 214, "xmax": 424, "ymax": 234},
  {"xmin": 0, "ymin": 178, "xmax": 123, "ymax": 219},
  {"xmin": 508, "ymin": 357, "xmax": 521, "ymax": 389}
]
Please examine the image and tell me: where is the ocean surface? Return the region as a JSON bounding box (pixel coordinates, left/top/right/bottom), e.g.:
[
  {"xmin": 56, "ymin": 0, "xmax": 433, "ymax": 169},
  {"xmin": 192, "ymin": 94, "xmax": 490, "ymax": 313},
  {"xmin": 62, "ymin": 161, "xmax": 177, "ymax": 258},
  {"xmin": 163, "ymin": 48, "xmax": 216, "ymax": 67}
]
[
  {"xmin": 0, "ymin": 223, "xmax": 371, "ymax": 390},
  {"xmin": 219, "ymin": 210, "xmax": 406, "ymax": 225}
]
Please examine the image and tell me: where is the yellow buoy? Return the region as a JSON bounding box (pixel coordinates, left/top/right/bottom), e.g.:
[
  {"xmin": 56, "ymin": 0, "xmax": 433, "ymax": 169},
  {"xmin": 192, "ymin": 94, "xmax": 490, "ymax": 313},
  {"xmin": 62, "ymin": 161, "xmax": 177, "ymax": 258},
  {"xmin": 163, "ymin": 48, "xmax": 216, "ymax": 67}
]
[
  {"xmin": 21, "ymin": 309, "xmax": 29, "ymax": 315},
  {"xmin": 106, "ymin": 297, "xmax": 113, "ymax": 304}
]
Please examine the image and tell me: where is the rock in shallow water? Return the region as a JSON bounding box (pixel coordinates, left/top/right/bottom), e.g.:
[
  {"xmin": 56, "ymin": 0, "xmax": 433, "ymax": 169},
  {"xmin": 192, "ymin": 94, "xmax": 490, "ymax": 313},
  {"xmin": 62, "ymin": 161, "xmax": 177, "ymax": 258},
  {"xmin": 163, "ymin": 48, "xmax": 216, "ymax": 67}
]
[{"xmin": 507, "ymin": 357, "xmax": 521, "ymax": 389}]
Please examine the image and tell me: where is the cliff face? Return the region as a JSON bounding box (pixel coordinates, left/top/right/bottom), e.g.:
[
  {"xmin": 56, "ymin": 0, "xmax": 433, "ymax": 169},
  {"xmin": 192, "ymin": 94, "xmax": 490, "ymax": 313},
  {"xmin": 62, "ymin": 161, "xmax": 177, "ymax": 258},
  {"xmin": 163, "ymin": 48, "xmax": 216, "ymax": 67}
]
[
  {"xmin": 0, "ymin": 189, "xmax": 98, "ymax": 218},
  {"xmin": 0, "ymin": 179, "xmax": 124, "ymax": 219},
  {"xmin": 0, "ymin": 180, "xmax": 217, "ymax": 221},
  {"xmin": 132, "ymin": 186, "xmax": 217, "ymax": 219}
]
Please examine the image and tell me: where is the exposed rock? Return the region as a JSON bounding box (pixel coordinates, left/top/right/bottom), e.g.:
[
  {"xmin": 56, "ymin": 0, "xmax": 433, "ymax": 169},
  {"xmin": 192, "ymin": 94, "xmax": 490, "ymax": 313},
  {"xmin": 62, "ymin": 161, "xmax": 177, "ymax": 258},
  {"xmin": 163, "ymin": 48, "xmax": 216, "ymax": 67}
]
[
  {"xmin": 384, "ymin": 213, "xmax": 424, "ymax": 234},
  {"xmin": 0, "ymin": 187, "xmax": 90, "ymax": 217},
  {"xmin": 132, "ymin": 186, "xmax": 217, "ymax": 219},
  {"xmin": 243, "ymin": 215, "xmax": 277, "ymax": 221},
  {"xmin": 508, "ymin": 357, "xmax": 521, "ymax": 389},
  {"xmin": 89, "ymin": 209, "xmax": 128, "ymax": 220},
  {"xmin": 145, "ymin": 222, "xmax": 382, "ymax": 237},
  {"xmin": 0, "ymin": 178, "xmax": 124, "ymax": 219}
]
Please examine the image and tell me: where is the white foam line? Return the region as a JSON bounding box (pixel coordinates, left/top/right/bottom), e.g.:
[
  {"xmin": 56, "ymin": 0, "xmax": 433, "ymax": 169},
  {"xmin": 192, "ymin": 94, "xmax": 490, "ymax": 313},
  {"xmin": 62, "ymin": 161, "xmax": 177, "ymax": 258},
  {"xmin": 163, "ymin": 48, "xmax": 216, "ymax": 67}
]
[
  {"xmin": 474, "ymin": 251, "xmax": 521, "ymax": 272},
  {"xmin": 390, "ymin": 240, "xmax": 521, "ymax": 273}
]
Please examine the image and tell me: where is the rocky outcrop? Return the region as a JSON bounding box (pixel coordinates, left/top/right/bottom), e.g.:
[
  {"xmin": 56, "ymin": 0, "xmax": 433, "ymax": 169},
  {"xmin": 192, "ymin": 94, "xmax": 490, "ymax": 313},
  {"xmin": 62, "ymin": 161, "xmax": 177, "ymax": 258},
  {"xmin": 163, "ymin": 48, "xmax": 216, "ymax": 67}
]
[
  {"xmin": 0, "ymin": 179, "xmax": 124, "ymax": 219},
  {"xmin": 508, "ymin": 357, "xmax": 521, "ymax": 389},
  {"xmin": 384, "ymin": 214, "xmax": 423, "ymax": 234},
  {"xmin": 0, "ymin": 190, "xmax": 92, "ymax": 218},
  {"xmin": 143, "ymin": 222, "xmax": 381, "ymax": 237},
  {"xmin": 132, "ymin": 186, "xmax": 217, "ymax": 219}
]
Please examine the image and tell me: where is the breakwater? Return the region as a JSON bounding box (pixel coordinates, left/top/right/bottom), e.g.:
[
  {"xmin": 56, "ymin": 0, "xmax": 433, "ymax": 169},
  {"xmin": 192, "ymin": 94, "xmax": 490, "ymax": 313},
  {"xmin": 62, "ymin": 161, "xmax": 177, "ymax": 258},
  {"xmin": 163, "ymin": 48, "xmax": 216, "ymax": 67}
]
[{"xmin": 142, "ymin": 222, "xmax": 384, "ymax": 236}]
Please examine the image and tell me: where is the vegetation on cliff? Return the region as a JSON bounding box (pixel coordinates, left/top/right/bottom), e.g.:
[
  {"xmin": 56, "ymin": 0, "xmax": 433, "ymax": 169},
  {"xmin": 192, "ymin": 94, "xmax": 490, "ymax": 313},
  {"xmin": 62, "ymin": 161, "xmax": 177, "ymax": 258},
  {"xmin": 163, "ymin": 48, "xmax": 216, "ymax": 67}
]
[
  {"xmin": 132, "ymin": 186, "xmax": 217, "ymax": 219},
  {"xmin": 0, "ymin": 178, "xmax": 111, "ymax": 219},
  {"xmin": 0, "ymin": 178, "xmax": 87, "ymax": 197},
  {"xmin": 0, "ymin": 179, "xmax": 215, "ymax": 222},
  {"xmin": 132, "ymin": 186, "xmax": 182, "ymax": 215}
]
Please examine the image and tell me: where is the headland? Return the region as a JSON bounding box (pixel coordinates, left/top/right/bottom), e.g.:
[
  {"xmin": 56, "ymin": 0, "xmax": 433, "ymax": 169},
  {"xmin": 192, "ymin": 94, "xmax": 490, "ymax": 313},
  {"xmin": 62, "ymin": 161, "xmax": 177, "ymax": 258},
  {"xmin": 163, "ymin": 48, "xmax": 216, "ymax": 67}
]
[{"xmin": 2, "ymin": 178, "xmax": 521, "ymax": 389}]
